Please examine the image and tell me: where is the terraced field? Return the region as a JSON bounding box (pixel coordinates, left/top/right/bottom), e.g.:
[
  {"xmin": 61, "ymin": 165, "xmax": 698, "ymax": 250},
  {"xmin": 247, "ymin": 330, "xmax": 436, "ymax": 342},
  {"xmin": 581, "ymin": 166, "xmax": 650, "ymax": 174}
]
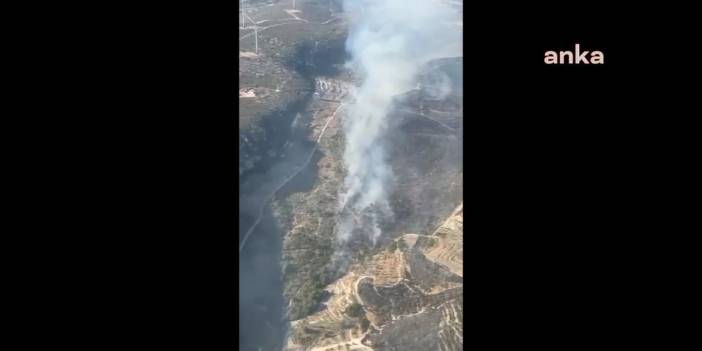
[{"xmin": 285, "ymin": 203, "xmax": 464, "ymax": 351}]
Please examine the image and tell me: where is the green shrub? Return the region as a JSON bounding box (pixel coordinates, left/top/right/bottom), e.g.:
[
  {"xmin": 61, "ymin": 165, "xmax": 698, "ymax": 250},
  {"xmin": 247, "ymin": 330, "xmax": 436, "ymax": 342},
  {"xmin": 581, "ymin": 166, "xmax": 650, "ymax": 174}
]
[
  {"xmin": 344, "ymin": 303, "xmax": 364, "ymax": 318},
  {"xmin": 397, "ymin": 239, "xmax": 408, "ymax": 250}
]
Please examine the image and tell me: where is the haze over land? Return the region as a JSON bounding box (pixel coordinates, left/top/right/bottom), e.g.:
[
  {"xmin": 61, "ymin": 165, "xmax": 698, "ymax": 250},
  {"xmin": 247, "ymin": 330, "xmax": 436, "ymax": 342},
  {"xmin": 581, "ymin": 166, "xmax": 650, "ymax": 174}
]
[{"xmin": 238, "ymin": 1, "xmax": 462, "ymax": 350}]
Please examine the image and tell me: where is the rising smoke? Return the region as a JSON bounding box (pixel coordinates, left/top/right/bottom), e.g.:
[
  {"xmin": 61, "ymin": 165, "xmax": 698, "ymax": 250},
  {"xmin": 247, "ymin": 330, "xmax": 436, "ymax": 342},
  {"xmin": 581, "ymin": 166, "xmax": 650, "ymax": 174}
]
[{"xmin": 335, "ymin": 0, "xmax": 462, "ymax": 246}]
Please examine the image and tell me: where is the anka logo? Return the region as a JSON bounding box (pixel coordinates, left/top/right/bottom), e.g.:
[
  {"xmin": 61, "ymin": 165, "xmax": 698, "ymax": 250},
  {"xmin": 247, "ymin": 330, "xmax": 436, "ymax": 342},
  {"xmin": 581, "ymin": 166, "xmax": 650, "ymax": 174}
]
[{"xmin": 545, "ymin": 43, "xmax": 604, "ymax": 64}]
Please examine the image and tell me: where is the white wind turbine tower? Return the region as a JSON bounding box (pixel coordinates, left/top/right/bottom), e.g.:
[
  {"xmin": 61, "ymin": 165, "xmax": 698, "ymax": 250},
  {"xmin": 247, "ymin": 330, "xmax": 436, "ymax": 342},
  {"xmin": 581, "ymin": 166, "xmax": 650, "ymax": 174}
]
[
  {"xmin": 240, "ymin": 0, "xmax": 257, "ymax": 55},
  {"xmin": 240, "ymin": 0, "xmax": 245, "ymax": 28}
]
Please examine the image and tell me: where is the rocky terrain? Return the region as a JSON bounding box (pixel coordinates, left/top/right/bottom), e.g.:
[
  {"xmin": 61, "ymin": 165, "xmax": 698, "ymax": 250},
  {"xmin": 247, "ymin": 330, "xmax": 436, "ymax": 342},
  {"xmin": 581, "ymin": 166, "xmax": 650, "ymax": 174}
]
[
  {"xmin": 238, "ymin": 1, "xmax": 463, "ymax": 350},
  {"xmin": 239, "ymin": 0, "xmax": 346, "ymax": 176},
  {"xmin": 284, "ymin": 205, "xmax": 463, "ymax": 351},
  {"xmin": 272, "ymin": 75, "xmax": 351, "ymax": 320},
  {"xmin": 273, "ymin": 57, "xmax": 463, "ymax": 350},
  {"xmin": 238, "ymin": 2, "xmax": 350, "ymax": 350}
]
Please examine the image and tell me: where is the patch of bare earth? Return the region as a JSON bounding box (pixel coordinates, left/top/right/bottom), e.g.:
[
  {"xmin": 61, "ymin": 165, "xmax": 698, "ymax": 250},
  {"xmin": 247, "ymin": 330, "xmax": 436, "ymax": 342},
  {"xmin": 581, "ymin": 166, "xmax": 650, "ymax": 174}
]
[{"xmin": 285, "ymin": 204, "xmax": 463, "ymax": 351}]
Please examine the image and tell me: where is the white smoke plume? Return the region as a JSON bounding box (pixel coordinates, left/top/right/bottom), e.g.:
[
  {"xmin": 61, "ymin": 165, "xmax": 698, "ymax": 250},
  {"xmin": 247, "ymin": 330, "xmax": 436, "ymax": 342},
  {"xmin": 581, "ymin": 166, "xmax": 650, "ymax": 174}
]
[
  {"xmin": 336, "ymin": 0, "xmax": 462, "ymax": 245},
  {"xmin": 424, "ymin": 70, "xmax": 454, "ymax": 101}
]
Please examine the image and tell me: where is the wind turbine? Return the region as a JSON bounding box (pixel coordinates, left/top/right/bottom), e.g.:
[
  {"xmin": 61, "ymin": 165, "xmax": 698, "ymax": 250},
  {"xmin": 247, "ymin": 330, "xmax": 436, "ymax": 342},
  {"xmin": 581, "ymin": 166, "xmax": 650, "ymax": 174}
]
[
  {"xmin": 240, "ymin": 0, "xmax": 257, "ymax": 55},
  {"xmin": 240, "ymin": 0, "xmax": 245, "ymax": 28}
]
